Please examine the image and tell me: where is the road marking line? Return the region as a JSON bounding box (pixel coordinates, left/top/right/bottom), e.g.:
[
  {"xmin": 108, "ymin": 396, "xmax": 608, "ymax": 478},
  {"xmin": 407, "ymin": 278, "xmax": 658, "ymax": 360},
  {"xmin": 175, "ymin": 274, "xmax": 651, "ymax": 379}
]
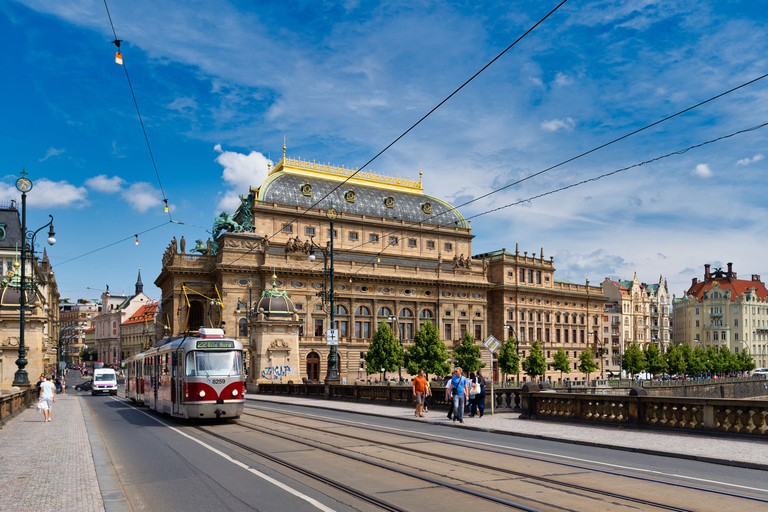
[
  {"xmin": 253, "ymin": 403, "xmax": 767, "ymax": 494},
  {"xmin": 112, "ymin": 398, "xmax": 336, "ymax": 512}
]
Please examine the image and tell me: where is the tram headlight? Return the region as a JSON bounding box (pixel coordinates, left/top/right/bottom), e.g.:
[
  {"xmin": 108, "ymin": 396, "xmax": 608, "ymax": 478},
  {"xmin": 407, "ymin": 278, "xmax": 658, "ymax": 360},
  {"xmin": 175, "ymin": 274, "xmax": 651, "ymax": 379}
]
[
  {"xmin": 198, "ymin": 390, "xmax": 206, "ymax": 398},
  {"xmin": 231, "ymin": 389, "xmax": 238, "ymax": 397}
]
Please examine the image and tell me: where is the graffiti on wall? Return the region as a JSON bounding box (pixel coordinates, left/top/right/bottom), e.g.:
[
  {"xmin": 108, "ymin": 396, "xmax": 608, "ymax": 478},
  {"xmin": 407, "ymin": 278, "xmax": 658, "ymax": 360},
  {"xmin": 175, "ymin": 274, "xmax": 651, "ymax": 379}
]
[{"xmin": 261, "ymin": 365, "xmax": 292, "ymax": 382}]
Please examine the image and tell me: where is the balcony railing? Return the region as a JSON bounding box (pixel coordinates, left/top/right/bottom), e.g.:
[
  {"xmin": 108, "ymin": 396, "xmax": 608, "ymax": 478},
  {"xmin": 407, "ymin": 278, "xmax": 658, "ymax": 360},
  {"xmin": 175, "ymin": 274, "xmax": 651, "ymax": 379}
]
[{"xmin": 710, "ymin": 311, "xmax": 723, "ymax": 317}]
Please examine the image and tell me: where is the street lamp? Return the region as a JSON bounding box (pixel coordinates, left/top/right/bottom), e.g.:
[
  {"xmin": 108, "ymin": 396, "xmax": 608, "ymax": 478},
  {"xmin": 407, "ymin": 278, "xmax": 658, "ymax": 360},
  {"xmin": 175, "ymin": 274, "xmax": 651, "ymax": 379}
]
[
  {"xmin": 589, "ymin": 331, "xmax": 605, "ymax": 380},
  {"xmin": 388, "ymin": 314, "xmax": 402, "ymax": 382},
  {"xmin": 12, "ymin": 169, "xmax": 56, "ymax": 387},
  {"xmin": 308, "ymin": 206, "xmax": 340, "ymax": 382}
]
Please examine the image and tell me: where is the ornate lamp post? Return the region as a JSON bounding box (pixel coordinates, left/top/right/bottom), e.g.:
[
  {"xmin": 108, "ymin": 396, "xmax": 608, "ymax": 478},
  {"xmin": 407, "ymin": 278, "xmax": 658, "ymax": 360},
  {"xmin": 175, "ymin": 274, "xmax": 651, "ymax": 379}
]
[
  {"xmin": 13, "ymin": 169, "xmax": 56, "ymax": 386},
  {"xmin": 308, "ymin": 206, "xmax": 339, "ymax": 382}
]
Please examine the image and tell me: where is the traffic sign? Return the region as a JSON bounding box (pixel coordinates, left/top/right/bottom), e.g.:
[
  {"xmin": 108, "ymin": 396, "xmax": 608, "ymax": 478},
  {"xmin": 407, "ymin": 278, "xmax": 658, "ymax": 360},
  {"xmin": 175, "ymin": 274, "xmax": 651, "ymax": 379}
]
[
  {"xmin": 326, "ymin": 329, "xmax": 339, "ymax": 345},
  {"xmin": 484, "ymin": 334, "xmax": 501, "ymax": 353}
]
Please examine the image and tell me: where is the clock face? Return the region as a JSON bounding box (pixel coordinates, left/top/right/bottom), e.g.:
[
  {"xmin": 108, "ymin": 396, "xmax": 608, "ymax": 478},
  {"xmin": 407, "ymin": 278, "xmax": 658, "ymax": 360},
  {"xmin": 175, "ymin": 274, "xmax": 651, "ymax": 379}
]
[
  {"xmin": 15, "ymin": 177, "xmax": 32, "ymax": 192},
  {"xmin": 326, "ymin": 208, "xmax": 338, "ymax": 220}
]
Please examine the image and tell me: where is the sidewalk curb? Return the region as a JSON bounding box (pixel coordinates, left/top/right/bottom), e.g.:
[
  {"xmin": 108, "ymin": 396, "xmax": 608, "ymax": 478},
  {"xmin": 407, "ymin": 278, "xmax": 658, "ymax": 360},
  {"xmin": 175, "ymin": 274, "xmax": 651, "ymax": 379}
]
[
  {"xmin": 81, "ymin": 399, "xmax": 132, "ymax": 512},
  {"xmin": 245, "ymin": 395, "xmax": 768, "ymax": 472}
]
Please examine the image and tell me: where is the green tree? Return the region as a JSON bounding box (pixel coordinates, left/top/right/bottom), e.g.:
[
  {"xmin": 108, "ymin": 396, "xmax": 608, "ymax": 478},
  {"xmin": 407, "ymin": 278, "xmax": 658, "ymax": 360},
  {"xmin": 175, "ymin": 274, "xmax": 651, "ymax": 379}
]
[
  {"xmin": 497, "ymin": 337, "xmax": 520, "ymax": 383},
  {"xmin": 644, "ymin": 343, "xmax": 667, "ymax": 375},
  {"xmin": 578, "ymin": 348, "xmax": 599, "ymax": 380},
  {"xmin": 365, "ymin": 322, "xmax": 404, "ymax": 380},
  {"xmin": 521, "ymin": 341, "xmax": 547, "ymax": 380},
  {"xmin": 453, "ymin": 331, "xmax": 485, "ymax": 374},
  {"xmin": 622, "ymin": 343, "xmax": 647, "ymax": 377},
  {"xmin": 404, "ymin": 320, "xmax": 451, "ymax": 379},
  {"xmin": 552, "ymin": 347, "xmax": 571, "ymax": 381},
  {"xmin": 665, "ymin": 344, "xmax": 687, "ymax": 376},
  {"xmin": 707, "ymin": 346, "xmax": 728, "ymax": 375},
  {"xmin": 80, "ymin": 347, "xmax": 97, "ymax": 363},
  {"xmin": 688, "ymin": 345, "xmax": 708, "ymax": 376},
  {"xmin": 736, "ymin": 348, "xmax": 756, "ymax": 373}
]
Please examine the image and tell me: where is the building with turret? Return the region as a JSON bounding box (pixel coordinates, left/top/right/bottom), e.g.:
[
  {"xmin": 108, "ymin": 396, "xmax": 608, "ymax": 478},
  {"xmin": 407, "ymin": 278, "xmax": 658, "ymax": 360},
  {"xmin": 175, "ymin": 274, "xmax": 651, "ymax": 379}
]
[{"xmin": 673, "ymin": 263, "xmax": 768, "ymax": 368}]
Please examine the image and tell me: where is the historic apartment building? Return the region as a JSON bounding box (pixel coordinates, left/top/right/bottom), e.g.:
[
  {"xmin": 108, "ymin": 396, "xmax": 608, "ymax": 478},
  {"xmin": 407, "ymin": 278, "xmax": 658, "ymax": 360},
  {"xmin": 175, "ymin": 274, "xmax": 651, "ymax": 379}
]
[
  {"xmin": 59, "ymin": 300, "xmax": 98, "ymax": 366},
  {"xmin": 601, "ymin": 274, "xmax": 671, "ymax": 375},
  {"xmin": 673, "ymin": 263, "xmax": 768, "ymax": 368},
  {"xmin": 0, "ymin": 203, "xmax": 59, "ymax": 385},
  {"xmin": 120, "ymin": 301, "xmax": 160, "ymax": 360},
  {"xmin": 94, "ymin": 270, "xmax": 151, "ymax": 366},
  {"xmin": 155, "ymin": 151, "xmax": 609, "ymax": 383}
]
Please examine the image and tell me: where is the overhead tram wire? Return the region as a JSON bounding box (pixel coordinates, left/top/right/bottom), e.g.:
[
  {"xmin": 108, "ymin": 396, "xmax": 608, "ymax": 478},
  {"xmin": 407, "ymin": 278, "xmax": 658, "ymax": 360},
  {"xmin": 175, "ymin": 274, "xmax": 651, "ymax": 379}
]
[
  {"xmin": 103, "ymin": 0, "xmax": 172, "ymax": 221},
  {"xmin": 323, "ymin": 71, "xmax": 768, "ymax": 258},
  {"xmin": 55, "ymin": 222, "xmax": 169, "ymax": 267},
  {"xmin": 226, "ymin": 0, "xmax": 570, "ymax": 268},
  {"xmin": 266, "ymin": 0, "xmax": 569, "ymax": 241},
  {"xmin": 342, "ymin": 120, "xmax": 768, "ymax": 277}
]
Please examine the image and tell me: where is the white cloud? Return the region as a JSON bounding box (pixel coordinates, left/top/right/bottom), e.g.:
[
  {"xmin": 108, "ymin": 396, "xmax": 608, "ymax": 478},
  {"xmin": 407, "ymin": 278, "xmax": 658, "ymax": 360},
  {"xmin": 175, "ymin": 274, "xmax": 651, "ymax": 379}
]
[
  {"xmin": 168, "ymin": 97, "xmax": 198, "ymax": 112},
  {"xmin": 736, "ymin": 154, "xmax": 764, "ymax": 166},
  {"xmin": 553, "ymin": 72, "xmax": 573, "ymax": 86},
  {"xmin": 122, "ymin": 182, "xmax": 162, "ymax": 213},
  {"xmin": 214, "ymin": 144, "xmax": 271, "ymax": 211},
  {"xmin": 38, "ymin": 147, "xmax": 65, "ymax": 162},
  {"xmin": 540, "ymin": 117, "xmax": 576, "ymax": 132},
  {"xmin": 0, "ymin": 179, "xmax": 87, "ymax": 208},
  {"xmin": 691, "ymin": 163, "xmax": 713, "ymax": 179},
  {"xmin": 85, "ymin": 175, "xmax": 126, "ymax": 193}
]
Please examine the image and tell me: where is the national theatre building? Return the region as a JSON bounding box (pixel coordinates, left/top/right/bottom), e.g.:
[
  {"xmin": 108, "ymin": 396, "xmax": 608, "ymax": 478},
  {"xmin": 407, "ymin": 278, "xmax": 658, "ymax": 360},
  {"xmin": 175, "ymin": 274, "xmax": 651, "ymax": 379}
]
[{"xmin": 155, "ymin": 150, "xmax": 607, "ymax": 384}]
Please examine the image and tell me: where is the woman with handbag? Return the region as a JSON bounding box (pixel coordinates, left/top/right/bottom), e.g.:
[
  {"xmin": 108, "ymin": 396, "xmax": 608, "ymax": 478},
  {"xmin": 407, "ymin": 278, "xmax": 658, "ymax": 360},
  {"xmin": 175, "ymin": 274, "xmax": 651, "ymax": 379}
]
[{"xmin": 470, "ymin": 370, "xmax": 486, "ymax": 418}]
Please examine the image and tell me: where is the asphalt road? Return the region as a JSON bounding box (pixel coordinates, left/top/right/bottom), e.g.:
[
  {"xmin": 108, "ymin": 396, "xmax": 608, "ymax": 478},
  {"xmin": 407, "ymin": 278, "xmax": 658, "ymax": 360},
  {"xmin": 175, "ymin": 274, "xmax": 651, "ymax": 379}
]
[{"xmin": 67, "ymin": 372, "xmax": 768, "ymax": 511}]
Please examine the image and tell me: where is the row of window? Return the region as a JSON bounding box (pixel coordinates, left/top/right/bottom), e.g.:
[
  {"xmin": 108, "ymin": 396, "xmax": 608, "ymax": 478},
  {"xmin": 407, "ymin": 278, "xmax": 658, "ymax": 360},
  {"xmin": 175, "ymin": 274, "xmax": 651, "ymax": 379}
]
[
  {"xmin": 507, "ymin": 269, "xmax": 546, "ymax": 284},
  {"xmin": 281, "ymin": 225, "xmax": 453, "ymax": 251},
  {"xmin": 509, "ymin": 311, "xmax": 599, "ymax": 325}
]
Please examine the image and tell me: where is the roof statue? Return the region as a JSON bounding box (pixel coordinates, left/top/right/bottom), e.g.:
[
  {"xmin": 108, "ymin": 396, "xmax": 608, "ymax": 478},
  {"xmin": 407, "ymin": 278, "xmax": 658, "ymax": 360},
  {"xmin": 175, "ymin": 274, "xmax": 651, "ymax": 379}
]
[{"xmin": 191, "ymin": 239, "xmax": 208, "ymax": 255}]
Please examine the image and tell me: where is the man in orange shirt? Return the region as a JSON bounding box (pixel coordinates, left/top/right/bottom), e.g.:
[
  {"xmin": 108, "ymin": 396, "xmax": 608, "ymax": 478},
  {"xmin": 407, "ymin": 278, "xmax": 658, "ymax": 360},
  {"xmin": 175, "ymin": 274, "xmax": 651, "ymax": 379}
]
[{"xmin": 412, "ymin": 369, "xmax": 428, "ymax": 418}]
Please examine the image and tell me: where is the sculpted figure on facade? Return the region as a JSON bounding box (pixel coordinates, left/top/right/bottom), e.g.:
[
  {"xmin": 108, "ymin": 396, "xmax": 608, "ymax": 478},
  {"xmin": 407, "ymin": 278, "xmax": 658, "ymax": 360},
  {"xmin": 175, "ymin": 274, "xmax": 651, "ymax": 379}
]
[{"xmin": 179, "ymin": 236, "xmax": 186, "ymax": 254}]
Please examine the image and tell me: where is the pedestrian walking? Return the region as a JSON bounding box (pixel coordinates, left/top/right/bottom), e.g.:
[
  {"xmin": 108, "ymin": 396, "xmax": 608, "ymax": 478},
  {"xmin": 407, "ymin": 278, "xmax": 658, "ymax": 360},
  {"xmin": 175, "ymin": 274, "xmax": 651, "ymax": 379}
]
[
  {"xmin": 39, "ymin": 375, "xmax": 56, "ymax": 422},
  {"xmin": 423, "ymin": 380, "xmax": 431, "ymax": 413},
  {"xmin": 412, "ymin": 369, "xmax": 428, "ymax": 417},
  {"xmin": 35, "ymin": 373, "xmax": 45, "ymax": 398},
  {"xmin": 445, "ymin": 367, "xmax": 469, "ymax": 423},
  {"xmin": 470, "ymin": 370, "xmax": 486, "ymax": 418},
  {"xmin": 54, "ymin": 375, "xmax": 62, "ymax": 393}
]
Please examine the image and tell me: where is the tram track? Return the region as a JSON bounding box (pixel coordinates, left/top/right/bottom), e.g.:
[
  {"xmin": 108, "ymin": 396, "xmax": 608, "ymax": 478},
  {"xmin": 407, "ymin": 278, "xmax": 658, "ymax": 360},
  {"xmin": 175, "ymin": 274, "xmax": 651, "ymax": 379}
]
[
  {"xmin": 235, "ymin": 404, "xmax": 768, "ymax": 512},
  {"xmin": 193, "ymin": 423, "xmax": 544, "ymax": 512}
]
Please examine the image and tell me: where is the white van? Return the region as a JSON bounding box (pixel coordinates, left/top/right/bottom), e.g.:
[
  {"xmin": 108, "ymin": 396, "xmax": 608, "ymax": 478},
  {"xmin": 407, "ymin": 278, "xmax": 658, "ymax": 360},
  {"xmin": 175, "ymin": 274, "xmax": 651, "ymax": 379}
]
[{"xmin": 92, "ymin": 368, "xmax": 118, "ymax": 396}]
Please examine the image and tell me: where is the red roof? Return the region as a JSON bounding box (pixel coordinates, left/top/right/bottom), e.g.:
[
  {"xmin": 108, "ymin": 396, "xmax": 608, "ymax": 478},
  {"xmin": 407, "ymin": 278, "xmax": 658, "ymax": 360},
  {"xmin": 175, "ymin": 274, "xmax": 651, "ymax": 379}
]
[
  {"xmin": 686, "ymin": 277, "xmax": 768, "ymax": 302},
  {"xmin": 122, "ymin": 302, "xmax": 159, "ymax": 325}
]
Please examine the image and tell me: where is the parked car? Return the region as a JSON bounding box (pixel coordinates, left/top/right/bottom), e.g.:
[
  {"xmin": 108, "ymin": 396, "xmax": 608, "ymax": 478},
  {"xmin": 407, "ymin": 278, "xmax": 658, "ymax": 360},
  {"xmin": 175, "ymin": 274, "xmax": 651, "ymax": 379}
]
[{"xmin": 75, "ymin": 380, "xmax": 93, "ymax": 392}]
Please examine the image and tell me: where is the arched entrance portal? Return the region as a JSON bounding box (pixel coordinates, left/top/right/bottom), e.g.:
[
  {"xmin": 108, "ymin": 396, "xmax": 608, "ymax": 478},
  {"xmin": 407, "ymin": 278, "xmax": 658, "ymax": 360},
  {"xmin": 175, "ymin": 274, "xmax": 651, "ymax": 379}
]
[{"xmin": 306, "ymin": 352, "xmax": 320, "ymax": 382}]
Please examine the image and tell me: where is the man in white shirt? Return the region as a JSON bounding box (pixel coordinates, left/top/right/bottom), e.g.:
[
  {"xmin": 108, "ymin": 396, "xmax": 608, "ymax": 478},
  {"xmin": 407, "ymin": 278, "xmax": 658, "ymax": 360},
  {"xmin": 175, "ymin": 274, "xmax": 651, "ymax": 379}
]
[{"xmin": 39, "ymin": 375, "xmax": 56, "ymax": 422}]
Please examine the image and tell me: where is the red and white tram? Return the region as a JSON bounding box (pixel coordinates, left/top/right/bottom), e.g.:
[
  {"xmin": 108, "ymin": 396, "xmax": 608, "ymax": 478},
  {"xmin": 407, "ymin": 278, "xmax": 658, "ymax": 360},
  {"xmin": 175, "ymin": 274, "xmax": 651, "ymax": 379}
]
[{"xmin": 125, "ymin": 328, "xmax": 245, "ymax": 419}]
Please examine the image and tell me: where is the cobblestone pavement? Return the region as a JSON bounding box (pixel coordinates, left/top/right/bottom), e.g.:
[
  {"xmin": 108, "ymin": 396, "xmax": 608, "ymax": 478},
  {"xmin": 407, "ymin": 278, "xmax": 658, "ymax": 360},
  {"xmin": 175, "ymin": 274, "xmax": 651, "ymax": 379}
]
[
  {"xmin": 247, "ymin": 393, "xmax": 768, "ymax": 469},
  {"xmin": 0, "ymin": 393, "xmax": 105, "ymax": 512}
]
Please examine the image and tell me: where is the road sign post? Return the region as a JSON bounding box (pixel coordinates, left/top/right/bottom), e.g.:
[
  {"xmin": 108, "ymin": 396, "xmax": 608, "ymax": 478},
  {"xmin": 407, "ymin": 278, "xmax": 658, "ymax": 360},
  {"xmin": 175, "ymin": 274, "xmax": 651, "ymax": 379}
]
[
  {"xmin": 484, "ymin": 335, "xmax": 501, "ymax": 415},
  {"xmin": 325, "ymin": 329, "xmax": 339, "ymax": 346}
]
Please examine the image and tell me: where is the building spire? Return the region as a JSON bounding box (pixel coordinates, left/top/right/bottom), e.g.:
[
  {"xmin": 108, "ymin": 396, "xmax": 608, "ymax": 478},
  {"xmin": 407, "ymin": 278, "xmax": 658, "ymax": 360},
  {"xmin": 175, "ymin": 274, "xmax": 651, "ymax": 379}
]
[{"xmin": 135, "ymin": 267, "xmax": 144, "ymax": 294}]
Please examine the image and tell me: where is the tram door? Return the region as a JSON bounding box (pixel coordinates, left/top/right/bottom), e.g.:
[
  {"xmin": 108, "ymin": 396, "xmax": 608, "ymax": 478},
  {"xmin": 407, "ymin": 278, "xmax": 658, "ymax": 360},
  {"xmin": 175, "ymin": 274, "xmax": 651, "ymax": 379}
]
[{"xmin": 172, "ymin": 350, "xmax": 182, "ymax": 415}]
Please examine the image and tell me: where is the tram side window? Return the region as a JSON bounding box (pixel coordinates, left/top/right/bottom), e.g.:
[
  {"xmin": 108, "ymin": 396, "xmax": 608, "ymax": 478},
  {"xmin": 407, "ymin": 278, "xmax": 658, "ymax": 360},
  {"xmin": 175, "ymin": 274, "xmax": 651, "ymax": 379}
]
[{"xmin": 185, "ymin": 352, "xmax": 197, "ymax": 376}]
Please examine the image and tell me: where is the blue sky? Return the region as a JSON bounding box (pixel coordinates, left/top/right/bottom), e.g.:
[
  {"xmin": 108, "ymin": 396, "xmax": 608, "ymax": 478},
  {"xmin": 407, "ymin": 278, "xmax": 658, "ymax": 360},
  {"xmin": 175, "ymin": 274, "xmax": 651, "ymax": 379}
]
[{"xmin": 2, "ymin": 0, "xmax": 767, "ymax": 304}]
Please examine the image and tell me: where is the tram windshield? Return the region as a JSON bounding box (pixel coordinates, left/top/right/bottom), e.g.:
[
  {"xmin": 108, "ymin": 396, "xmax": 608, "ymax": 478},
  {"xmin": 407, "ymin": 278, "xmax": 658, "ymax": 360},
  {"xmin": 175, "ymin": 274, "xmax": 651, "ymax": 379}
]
[{"xmin": 185, "ymin": 351, "xmax": 243, "ymax": 377}]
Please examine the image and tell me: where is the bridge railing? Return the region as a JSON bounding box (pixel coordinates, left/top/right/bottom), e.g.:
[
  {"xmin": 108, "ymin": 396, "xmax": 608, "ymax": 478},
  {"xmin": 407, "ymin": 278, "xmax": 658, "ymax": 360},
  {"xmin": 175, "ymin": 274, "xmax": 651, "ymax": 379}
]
[{"xmin": 0, "ymin": 388, "xmax": 36, "ymax": 426}]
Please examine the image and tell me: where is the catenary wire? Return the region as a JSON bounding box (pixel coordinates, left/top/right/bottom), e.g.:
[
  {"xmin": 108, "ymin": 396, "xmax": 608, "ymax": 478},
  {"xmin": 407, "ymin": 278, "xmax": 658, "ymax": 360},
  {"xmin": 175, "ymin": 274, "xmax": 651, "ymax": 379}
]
[
  {"xmin": 341, "ymin": 120, "xmax": 768, "ymax": 276},
  {"xmin": 103, "ymin": 0, "xmax": 172, "ymax": 221},
  {"xmin": 260, "ymin": 0, "xmax": 570, "ymax": 243},
  {"xmin": 226, "ymin": 0, "xmax": 567, "ymax": 270},
  {"xmin": 55, "ymin": 222, "xmax": 169, "ymax": 267}
]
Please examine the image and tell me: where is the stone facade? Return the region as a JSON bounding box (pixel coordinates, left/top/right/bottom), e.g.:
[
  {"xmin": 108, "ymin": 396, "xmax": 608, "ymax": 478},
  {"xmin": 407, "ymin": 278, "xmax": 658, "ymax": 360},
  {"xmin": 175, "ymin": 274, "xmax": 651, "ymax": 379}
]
[
  {"xmin": 601, "ymin": 274, "xmax": 671, "ymax": 374},
  {"xmin": 120, "ymin": 302, "xmax": 160, "ymax": 360},
  {"xmin": 59, "ymin": 301, "xmax": 98, "ymax": 366},
  {"xmin": 156, "ymin": 153, "xmax": 609, "ymax": 383},
  {"xmin": 0, "ymin": 203, "xmax": 59, "ymax": 386},
  {"xmin": 673, "ymin": 263, "xmax": 768, "ymax": 368}
]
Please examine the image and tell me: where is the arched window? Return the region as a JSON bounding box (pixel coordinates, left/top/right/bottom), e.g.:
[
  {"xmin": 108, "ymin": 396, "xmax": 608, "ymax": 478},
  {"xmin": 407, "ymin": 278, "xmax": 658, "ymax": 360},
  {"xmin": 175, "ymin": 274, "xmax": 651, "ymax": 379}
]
[
  {"xmin": 399, "ymin": 308, "xmax": 413, "ymax": 317},
  {"xmin": 419, "ymin": 309, "xmax": 433, "ymax": 318},
  {"xmin": 355, "ymin": 306, "xmax": 371, "ymax": 315},
  {"xmin": 378, "ymin": 307, "xmax": 392, "ymax": 316},
  {"xmin": 335, "ymin": 304, "xmax": 348, "ymax": 314},
  {"xmin": 238, "ymin": 318, "xmax": 247, "ymax": 337}
]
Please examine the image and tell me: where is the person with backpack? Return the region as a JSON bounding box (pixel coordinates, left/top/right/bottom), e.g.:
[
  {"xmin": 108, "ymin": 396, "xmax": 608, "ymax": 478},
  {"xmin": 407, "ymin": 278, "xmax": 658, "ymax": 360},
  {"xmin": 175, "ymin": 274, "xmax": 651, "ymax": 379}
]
[{"xmin": 445, "ymin": 367, "xmax": 469, "ymax": 423}]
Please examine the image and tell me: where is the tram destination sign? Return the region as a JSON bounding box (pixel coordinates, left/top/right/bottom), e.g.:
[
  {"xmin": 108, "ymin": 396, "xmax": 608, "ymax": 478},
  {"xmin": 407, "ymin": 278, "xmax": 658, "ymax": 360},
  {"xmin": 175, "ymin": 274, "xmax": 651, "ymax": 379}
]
[{"xmin": 196, "ymin": 340, "xmax": 235, "ymax": 349}]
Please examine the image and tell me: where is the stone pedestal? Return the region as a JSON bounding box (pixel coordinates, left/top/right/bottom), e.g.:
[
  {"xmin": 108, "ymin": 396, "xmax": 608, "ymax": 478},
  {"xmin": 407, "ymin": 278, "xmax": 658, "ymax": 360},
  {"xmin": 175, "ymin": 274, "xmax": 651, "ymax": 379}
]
[{"xmin": 248, "ymin": 312, "xmax": 302, "ymax": 385}]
